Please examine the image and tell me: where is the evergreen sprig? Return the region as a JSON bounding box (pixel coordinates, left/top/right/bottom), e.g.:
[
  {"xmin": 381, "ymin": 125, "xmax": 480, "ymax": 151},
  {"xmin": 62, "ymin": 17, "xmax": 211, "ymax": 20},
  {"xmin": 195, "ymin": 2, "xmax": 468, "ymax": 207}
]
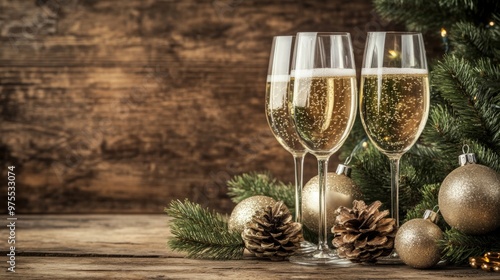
[
  {"xmin": 431, "ymin": 56, "xmax": 486, "ymax": 139},
  {"xmin": 227, "ymin": 172, "xmax": 295, "ymax": 209},
  {"xmin": 450, "ymin": 21, "xmax": 499, "ymax": 59},
  {"xmin": 374, "ymin": 0, "xmax": 499, "ymax": 33},
  {"xmin": 374, "ymin": 0, "xmax": 453, "ymax": 31},
  {"xmin": 165, "ymin": 199, "xmax": 244, "ymax": 260},
  {"xmin": 440, "ymin": 228, "xmax": 500, "ymax": 264}
]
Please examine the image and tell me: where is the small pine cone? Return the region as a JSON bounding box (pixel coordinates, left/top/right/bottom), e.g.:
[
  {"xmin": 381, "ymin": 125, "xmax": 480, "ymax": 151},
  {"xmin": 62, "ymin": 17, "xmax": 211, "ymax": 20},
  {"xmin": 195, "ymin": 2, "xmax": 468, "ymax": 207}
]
[
  {"xmin": 332, "ymin": 200, "xmax": 397, "ymax": 263},
  {"xmin": 242, "ymin": 201, "xmax": 304, "ymax": 261}
]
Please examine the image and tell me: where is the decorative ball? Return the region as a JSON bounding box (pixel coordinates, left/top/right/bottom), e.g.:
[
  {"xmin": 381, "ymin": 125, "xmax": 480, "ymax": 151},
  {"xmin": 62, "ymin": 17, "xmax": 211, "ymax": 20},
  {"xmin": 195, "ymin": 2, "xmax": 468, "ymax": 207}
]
[
  {"xmin": 395, "ymin": 218, "xmax": 443, "ymax": 269},
  {"xmin": 438, "ymin": 164, "xmax": 500, "ymax": 235},
  {"xmin": 228, "ymin": 196, "xmax": 276, "ymax": 233},
  {"xmin": 302, "ymin": 172, "xmax": 362, "ymax": 233}
]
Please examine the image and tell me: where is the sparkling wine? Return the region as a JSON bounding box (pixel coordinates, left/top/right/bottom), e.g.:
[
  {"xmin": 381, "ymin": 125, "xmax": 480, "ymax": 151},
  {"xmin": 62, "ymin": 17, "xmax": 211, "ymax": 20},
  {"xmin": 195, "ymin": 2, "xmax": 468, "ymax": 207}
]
[
  {"xmin": 360, "ymin": 68, "xmax": 430, "ymax": 155},
  {"xmin": 266, "ymin": 75, "xmax": 305, "ymax": 153},
  {"xmin": 290, "ymin": 69, "xmax": 357, "ymax": 156}
]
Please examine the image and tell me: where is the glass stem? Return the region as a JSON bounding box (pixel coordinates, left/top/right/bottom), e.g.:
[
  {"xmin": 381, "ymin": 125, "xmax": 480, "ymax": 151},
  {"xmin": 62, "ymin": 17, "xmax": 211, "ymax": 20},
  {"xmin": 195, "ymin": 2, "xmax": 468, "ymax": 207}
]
[
  {"xmin": 293, "ymin": 154, "xmax": 305, "ymax": 225},
  {"xmin": 389, "ymin": 157, "xmax": 401, "ymax": 228},
  {"xmin": 317, "ymin": 157, "xmax": 329, "ymax": 252}
]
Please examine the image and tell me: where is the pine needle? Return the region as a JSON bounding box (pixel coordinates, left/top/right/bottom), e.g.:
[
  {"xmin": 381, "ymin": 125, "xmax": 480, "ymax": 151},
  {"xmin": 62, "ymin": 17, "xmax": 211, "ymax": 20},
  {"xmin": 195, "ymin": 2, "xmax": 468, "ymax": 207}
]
[
  {"xmin": 227, "ymin": 172, "xmax": 295, "ymax": 210},
  {"xmin": 165, "ymin": 199, "xmax": 244, "ymax": 260},
  {"xmin": 440, "ymin": 228, "xmax": 500, "ymax": 264}
]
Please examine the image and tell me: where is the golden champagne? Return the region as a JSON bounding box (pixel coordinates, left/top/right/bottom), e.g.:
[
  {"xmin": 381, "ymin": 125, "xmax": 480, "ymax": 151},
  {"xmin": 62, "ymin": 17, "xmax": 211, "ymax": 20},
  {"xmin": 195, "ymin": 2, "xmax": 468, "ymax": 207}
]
[
  {"xmin": 360, "ymin": 69, "xmax": 429, "ymax": 155},
  {"xmin": 265, "ymin": 75, "xmax": 305, "ymax": 153},
  {"xmin": 290, "ymin": 69, "xmax": 357, "ymax": 156}
]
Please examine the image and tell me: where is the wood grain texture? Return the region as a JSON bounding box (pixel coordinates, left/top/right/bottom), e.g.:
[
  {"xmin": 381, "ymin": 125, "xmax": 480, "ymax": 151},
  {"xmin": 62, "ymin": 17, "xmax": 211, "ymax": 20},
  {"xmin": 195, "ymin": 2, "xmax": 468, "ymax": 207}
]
[
  {"xmin": 0, "ymin": 0, "xmax": 406, "ymax": 213},
  {"xmin": 0, "ymin": 215, "xmax": 497, "ymax": 279}
]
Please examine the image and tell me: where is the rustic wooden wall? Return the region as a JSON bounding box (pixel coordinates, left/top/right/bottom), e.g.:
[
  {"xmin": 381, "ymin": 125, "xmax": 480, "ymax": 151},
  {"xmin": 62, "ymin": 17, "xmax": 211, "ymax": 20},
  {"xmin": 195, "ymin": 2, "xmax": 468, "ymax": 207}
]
[{"xmin": 0, "ymin": 0, "xmax": 403, "ymax": 213}]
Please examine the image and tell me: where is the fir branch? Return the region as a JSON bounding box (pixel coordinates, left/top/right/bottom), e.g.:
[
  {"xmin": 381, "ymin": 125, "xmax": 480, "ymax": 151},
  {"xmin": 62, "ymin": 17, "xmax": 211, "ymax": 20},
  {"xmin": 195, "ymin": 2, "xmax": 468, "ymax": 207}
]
[
  {"xmin": 227, "ymin": 172, "xmax": 295, "ymax": 209},
  {"xmin": 374, "ymin": 0, "xmax": 499, "ymax": 33},
  {"xmin": 440, "ymin": 228, "xmax": 500, "ymax": 264},
  {"xmin": 352, "ymin": 144, "xmax": 390, "ymax": 207},
  {"xmin": 425, "ymin": 105, "xmax": 461, "ymax": 145},
  {"xmin": 432, "ymin": 55, "xmax": 488, "ymax": 139},
  {"xmin": 302, "ymin": 225, "xmax": 318, "ymax": 245},
  {"xmin": 466, "ymin": 139, "xmax": 500, "ymax": 172},
  {"xmin": 440, "ymin": 0, "xmax": 477, "ymax": 11},
  {"xmin": 404, "ymin": 183, "xmax": 450, "ymax": 228},
  {"xmin": 165, "ymin": 199, "xmax": 244, "ymax": 260},
  {"xmin": 352, "ymin": 143, "xmax": 433, "ymax": 216},
  {"xmin": 450, "ymin": 21, "xmax": 499, "ymax": 60},
  {"xmin": 474, "ymin": 59, "xmax": 500, "ymax": 151},
  {"xmin": 374, "ymin": 0, "xmax": 453, "ymax": 32}
]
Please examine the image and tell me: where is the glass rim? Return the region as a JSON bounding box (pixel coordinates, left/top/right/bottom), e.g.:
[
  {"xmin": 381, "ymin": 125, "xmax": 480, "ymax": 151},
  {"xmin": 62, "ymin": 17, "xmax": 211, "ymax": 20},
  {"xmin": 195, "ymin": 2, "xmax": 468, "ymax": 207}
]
[
  {"xmin": 296, "ymin": 32, "xmax": 351, "ymax": 36},
  {"xmin": 367, "ymin": 31, "xmax": 422, "ymax": 35},
  {"xmin": 272, "ymin": 35, "xmax": 295, "ymax": 38}
]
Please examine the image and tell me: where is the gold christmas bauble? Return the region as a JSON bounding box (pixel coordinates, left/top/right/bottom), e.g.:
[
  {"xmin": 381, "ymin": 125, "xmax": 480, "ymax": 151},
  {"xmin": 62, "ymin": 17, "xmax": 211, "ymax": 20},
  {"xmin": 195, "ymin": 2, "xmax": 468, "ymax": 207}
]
[
  {"xmin": 438, "ymin": 164, "xmax": 500, "ymax": 235},
  {"xmin": 228, "ymin": 195, "xmax": 276, "ymax": 233},
  {"xmin": 302, "ymin": 172, "xmax": 362, "ymax": 234},
  {"xmin": 395, "ymin": 218, "xmax": 443, "ymax": 269}
]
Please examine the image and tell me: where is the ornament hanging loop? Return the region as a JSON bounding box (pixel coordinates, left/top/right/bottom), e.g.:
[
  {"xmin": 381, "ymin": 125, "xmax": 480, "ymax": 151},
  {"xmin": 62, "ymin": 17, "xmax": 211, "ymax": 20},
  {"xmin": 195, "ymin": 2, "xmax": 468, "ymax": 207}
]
[
  {"xmin": 423, "ymin": 208, "xmax": 439, "ymax": 224},
  {"xmin": 336, "ymin": 163, "xmax": 352, "ymax": 177},
  {"xmin": 462, "ymin": 144, "xmax": 470, "ymax": 154},
  {"xmin": 336, "ymin": 137, "xmax": 368, "ymax": 177},
  {"xmin": 459, "ymin": 144, "xmax": 477, "ymax": 166},
  {"xmin": 336, "ymin": 156, "xmax": 352, "ymax": 177},
  {"xmin": 344, "ymin": 156, "xmax": 352, "ymax": 166}
]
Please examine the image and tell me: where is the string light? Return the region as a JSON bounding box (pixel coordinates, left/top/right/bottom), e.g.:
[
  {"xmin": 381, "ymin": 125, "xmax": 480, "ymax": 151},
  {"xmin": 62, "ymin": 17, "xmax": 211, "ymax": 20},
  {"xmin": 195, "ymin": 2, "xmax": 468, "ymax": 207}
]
[
  {"xmin": 441, "ymin": 27, "xmax": 449, "ymax": 53},
  {"xmin": 441, "ymin": 28, "xmax": 447, "ymax": 37},
  {"xmin": 388, "ymin": 50, "xmax": 399, "ymax": 59},
  {"xmin": 489, "ymin": 21, "xmax": 495, "ymax": 27}
]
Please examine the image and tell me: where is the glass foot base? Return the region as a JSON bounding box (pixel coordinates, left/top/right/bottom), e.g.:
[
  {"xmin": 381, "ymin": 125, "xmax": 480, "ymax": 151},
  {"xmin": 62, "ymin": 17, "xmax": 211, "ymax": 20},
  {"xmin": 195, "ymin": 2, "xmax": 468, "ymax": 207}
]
[
  {"xmin": 296, "ymin": 240, "xmax": 316, "ymax": 255},
  {"xmin": 289, "ymin": 249, "xmax": 354, "ymax": 266}
]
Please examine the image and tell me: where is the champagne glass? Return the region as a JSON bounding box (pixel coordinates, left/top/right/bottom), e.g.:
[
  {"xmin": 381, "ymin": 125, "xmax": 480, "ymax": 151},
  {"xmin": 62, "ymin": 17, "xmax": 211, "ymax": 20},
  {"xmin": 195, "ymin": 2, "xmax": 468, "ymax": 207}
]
[
  {"xmin": 288, "ymin": 32, "xmax": 357, "ymax": 265},
  {"xmin": 265, "ymin": 35, "xmax": 315, "ymax": 252},
  {"xmin": 360, "ymin": 32, "xmax": 430, "ymax": 259}
]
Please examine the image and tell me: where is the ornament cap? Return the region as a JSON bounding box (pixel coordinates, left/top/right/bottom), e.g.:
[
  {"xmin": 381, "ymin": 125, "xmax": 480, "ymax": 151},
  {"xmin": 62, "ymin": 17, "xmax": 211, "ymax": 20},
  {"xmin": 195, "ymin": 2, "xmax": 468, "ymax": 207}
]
[
  {"xmin": 423, "ymin": 209, "xmax": 439, "ymax": 224},
  {"xmin": 458, "ymin": 153, "xmax": 476, "ymax": 166},
  {"xmin": 336, "ymin": 163, "xmax": 352, "ymax": 177}
]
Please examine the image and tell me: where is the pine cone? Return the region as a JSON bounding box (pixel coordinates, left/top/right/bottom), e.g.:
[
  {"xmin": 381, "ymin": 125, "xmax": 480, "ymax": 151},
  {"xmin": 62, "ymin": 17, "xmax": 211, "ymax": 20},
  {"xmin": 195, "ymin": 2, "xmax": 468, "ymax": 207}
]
[
  {"xmin": 332, "ymin": 200, "xmax": 397, "ymax": 263},
  {"xmin": 242, "ymin": 201, "xmax": 304, "ymax": 261}
]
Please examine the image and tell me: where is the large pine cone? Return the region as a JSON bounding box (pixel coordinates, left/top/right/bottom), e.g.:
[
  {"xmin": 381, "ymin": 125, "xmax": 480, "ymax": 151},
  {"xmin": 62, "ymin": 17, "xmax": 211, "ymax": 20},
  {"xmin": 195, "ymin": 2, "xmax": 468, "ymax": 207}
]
[
  {"xmin": 242, "ymin": 201, "xmax": 304, "ymax": 261},
  {"xmin": 332, "ymin": 200, "xmax": 397, "ymax": 263}
]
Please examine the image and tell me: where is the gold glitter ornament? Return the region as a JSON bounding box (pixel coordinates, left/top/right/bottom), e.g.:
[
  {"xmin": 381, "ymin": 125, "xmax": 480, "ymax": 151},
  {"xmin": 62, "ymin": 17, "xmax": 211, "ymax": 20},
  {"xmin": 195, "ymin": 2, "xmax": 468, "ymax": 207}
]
[
  {"xmin": 438, "ymin": 149, "xmax": 500, "ymax": 235},
  {"xmin": 302, "ymin": 164, "xmax": 362, "ymax": 234},
  {"xmin": 228, "ymin": 196, "xmax": 276, "ymax": 233},
  {"xmin": 395, "ymin": 209, "xmax": 443, "ymax": 269}
]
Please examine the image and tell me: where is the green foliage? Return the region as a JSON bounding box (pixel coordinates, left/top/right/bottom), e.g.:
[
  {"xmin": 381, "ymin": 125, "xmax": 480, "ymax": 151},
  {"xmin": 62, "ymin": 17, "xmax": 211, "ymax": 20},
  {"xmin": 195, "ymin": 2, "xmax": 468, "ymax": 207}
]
[
  {"xmin": 351, "ymin": 144, "xmax": 391, "ymax": 208},
  {"xmin": 451, "ymin": 21, "xmax": 500, "ymax": 60},
  {"xmin": 440, "ymin": 228, "xmax": 500, "ymax": 264},
  {"xmin": 165, "ymin": 199, "xmax": 244, "ymax": 260},
  {"xmin": 374, "ymin": 0, "xmax": 500, "ymax": 33},
  {"xmin": 302, "ymin": 225, "xmax": 318, "ymax": 245},
  {"xmin": 374, "ymin": 0, "xmax": 449, "ymax": 31},
  {"xmin": 227, "ymin": 172, "xmax": 295, "ymax": 210}
]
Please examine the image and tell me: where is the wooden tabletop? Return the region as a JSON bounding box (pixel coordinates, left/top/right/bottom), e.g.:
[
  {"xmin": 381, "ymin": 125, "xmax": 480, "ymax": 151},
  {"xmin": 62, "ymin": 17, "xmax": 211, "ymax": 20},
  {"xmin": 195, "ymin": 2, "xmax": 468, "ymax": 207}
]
[{"xmin": 1, "ymin": 215, "xmax": 498, "ymax": 279}]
